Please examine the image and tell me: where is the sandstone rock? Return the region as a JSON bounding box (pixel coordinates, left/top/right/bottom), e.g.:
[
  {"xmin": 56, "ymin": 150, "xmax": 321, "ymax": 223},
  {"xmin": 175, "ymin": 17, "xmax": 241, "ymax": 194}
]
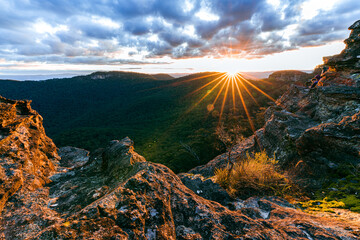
[
  {"xmin": 0, "ymin": 96, "xmax": 59, "ymax": 213},
  {"xmin": 256, "ymin": 84, "xmax": 360, "ymax": 181},
  {"xmin": 179, "ymin": 173, "xmax": 233, "ymax": 206},
  {"xmin": 36, "ymin": 160, "xmax": 359, "ymax": 240},
  {"xmin": 58, "ymin": 146, "xmax": 89, "ymax": 169},
  {"xmin": 296, "ymin": 111, "xmax": 360, "ymax": 174},
  {"xmin": 47, "ymin": 138, "xmax": 147, "ymax": 217},
  {"xmin": 101, "ymin": 138, "xmax": 146, "ymax": 174}
]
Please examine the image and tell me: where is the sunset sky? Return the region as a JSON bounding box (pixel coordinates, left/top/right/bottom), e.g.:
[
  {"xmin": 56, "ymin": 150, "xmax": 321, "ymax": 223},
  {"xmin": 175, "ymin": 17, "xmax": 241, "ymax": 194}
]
[{"xmin": 0, "ymin": 0, "xmax": 359, "ymax": 79}]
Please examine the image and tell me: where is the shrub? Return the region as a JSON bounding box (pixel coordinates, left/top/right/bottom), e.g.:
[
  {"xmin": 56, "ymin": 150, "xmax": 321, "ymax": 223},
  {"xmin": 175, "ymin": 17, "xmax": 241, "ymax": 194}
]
[
  {"xmin": 341, "ymin": 195, "xmax": 360, "ymax": 212},
  {"xmin": 215, "ymin": 151, "xmax": 295, "ymax": 198}
]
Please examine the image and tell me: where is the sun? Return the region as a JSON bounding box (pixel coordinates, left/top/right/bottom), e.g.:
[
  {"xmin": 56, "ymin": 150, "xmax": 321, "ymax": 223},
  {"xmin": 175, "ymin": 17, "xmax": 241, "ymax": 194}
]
[{"xmin": 225, "ymin": 70, "xmax": 239, "ymax": 77}]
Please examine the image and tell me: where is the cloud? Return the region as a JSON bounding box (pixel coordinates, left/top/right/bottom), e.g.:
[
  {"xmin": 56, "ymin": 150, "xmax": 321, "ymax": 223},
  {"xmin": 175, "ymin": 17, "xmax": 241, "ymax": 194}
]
[
  {"xmin": 290, "ymin": 0, "xmax": 360, "ymax": 47},
  {"xmin": 0, "ymin": 0, "xmax": 358, "ymax": 66}
]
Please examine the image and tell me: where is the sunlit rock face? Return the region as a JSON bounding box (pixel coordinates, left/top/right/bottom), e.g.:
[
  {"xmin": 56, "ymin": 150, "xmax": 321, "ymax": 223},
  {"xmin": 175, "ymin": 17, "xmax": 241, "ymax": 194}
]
[
  {"xmin": 0, "ymin": 96, "xmax": 358, "ymax": 239},
  {"xmin": 324, "ymin": 20, "xmax": 360, "ymax": 73},
  {"xmin": 0, "ymin": 96, "xmax": 59, "ymax": 213}
]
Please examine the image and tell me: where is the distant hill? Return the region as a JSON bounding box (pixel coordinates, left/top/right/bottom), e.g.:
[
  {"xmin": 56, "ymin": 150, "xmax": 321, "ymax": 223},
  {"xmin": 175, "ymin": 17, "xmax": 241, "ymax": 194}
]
[
  {"xmin": 0, "ymin": 71, "xmax": 290, "ymax": 172},
  {"xmin": 151, "ymin": 73, "xmax": 175, "ymax": 80},
  {"xmin": 268, "ymin": 70, "xmax": 311, "ymax": 82}
]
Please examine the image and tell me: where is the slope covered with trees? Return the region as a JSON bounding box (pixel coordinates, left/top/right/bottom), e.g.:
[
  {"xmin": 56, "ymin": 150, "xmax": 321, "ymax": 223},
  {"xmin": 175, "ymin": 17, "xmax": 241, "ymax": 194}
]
[{"xmin": 0, "ymin": 71, "xmax": 290, "ymax": 172}]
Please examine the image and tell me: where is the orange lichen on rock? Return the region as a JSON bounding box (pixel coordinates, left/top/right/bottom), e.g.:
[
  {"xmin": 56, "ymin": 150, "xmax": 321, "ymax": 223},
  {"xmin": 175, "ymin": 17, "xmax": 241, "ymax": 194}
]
[{"xmin": 0, "ymin": 96, "xmax": 59, "ymax": 213}]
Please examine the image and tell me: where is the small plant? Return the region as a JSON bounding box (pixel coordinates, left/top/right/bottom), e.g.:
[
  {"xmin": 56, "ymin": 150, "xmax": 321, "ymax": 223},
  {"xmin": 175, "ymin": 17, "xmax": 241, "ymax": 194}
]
[
  {"xmin": 215, "ymin": 151, "xmax": 296, "ymax": 198},
  {"xmin": 214, "ymin": 167, "xmax": 230, "ymax": 188},
  {"xmin": 299, "ymin": 198, "xmax": 346, "ymax": 213},
  {"xmin": 340, "ymin": 195, "xmax": 360, "ymax": 212}
]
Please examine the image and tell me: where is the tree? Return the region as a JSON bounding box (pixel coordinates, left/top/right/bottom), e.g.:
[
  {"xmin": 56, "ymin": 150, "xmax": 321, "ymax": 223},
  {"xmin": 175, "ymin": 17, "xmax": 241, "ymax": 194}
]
[{"xmin": 216, "ymin": 122, "xmax": 244, "ymax": 175}]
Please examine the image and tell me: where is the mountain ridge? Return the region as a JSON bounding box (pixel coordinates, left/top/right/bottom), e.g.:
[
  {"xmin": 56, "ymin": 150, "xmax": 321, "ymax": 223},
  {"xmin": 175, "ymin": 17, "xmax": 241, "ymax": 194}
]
[{"xmin": 0, "ymin": 70, "xmax": 288, "ymax": 173}]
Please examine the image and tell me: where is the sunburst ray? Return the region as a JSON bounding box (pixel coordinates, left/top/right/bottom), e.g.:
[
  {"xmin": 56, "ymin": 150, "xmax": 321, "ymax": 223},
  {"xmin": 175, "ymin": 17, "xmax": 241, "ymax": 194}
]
[
  {"xmin": 219, "ymin": 76, "xmax": 231, "ymax": 121},
  {"xmin": 235, "ymin": 74, "xmax": 259, "ymax": 105},
  {"xmin": 231, "ymin": 76, "xmax": 236, "ymax": 112},
  {"xmin": 233, "ymin": 78, "xmax": 255, "ymax": 132},
  {"xmin": 238, "ymin": 75, "xmax": 280, "ymax": 105},
  {"xmin": 212, "ymin": 75, "xmax": 229, "ymax": 106},
  {"xmin": 186, "ymin": 73, "xmax": 227, "ymax": 97},
  {"xmin": 185, "ymin": 74, "xmax": 228, "ymax": 113}
]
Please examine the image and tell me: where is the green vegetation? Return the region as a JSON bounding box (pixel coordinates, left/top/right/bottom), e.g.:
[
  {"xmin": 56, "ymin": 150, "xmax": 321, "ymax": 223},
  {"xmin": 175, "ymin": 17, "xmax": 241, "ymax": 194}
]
[
  {"xmin": 300, "ymin": 164, "xmax": 360, "ymax": 213},
  {"xmin": 312, "ymin": 164, "xmax": 360, "ymax": 213},
  {"xmin": 299, "ymin": 198, "xmax": 345, "ymax": 213},
  {"xmin": 215, "ymin": 151, "xmax": 296, "ymax": 198},
  {"xmin": 0, "ymin": 71, "xmax": 289, "ymax": 173}
]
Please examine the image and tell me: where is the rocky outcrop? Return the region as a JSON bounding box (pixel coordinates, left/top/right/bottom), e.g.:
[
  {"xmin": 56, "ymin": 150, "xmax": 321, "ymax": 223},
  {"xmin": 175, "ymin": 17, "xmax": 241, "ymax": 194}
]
[
  {"xmin": 178, "ymin": 173, "xmax": 234, "ymax": 206},
  {"xmin": 57, "ymin": 146, "xmax": 89, "ymax": 169},
  {"xmin": 256, "ymin": 85, "xmax": 360, "ymax": 182},
  {"xmin": 1, "ymin": 96, "xmax": 359, "ymax": 239},
  {"xmin": 36, "ymin": 153, "xmax": 360, "ymax": 239},
  {"xmin": 324, "ymin": 20, "xmax": 360, "ymax": 72},
  {"xmin": 0, "ymin": 96, "xmax": 59, "ymax": 213}
]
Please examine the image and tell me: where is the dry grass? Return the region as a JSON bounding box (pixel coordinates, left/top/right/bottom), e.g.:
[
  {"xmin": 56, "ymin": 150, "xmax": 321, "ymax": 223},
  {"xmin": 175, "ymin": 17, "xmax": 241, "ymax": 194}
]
[{"xmin": 215, "ymin": 151, "xmax": 296, "ymax": 198}]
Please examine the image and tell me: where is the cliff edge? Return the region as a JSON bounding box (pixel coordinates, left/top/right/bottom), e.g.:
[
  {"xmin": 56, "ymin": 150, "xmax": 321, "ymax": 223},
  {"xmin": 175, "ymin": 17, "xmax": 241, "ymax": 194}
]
[{"xmin": 0, "ymin": 96, "xmax": 59, "ymax": 213}]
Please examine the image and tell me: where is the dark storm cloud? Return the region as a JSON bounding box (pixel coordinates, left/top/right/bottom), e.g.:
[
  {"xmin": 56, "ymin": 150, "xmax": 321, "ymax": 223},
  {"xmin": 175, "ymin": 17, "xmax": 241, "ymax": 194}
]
[
  {"xmin": 72, "ymin": 19, "xmax": 120, "ymax": 39},
  {"xmin": 254, "ymin": 0, "xmax": 302, "ymax": 32},
  {"xmin": 0, "ymin": 0, "xmax": 359, "ymax": 65}
]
